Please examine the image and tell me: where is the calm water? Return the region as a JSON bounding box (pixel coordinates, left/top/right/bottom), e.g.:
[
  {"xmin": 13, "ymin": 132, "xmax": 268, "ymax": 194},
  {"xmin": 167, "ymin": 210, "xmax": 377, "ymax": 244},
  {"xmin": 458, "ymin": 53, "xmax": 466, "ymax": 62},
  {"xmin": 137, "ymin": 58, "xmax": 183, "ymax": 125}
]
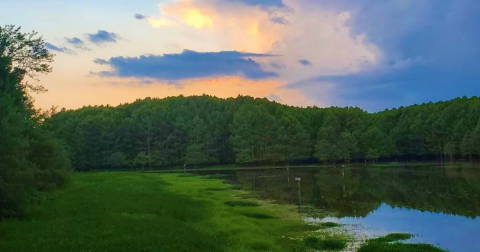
[{"xmin": 198, "ymin": 166, "xmax": 480, "ymax": 252}]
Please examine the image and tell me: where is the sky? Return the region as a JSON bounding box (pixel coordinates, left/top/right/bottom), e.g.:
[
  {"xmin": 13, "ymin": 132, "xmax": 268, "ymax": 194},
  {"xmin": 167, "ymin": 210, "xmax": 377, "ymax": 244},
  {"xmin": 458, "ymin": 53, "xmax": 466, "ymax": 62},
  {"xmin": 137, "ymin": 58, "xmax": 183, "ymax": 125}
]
[{"xmin": 1, "ymin": 0, "xmax": 479, "ymax": 111}]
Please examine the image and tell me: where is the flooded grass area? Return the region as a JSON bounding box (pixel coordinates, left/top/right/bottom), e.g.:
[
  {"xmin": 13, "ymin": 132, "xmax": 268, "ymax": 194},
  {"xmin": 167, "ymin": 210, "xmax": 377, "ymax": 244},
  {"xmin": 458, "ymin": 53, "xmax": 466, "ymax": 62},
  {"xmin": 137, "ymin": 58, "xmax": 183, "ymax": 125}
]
[{"xmin": 197, "ymin": 164, "xmax": 480, "ymax": 252}]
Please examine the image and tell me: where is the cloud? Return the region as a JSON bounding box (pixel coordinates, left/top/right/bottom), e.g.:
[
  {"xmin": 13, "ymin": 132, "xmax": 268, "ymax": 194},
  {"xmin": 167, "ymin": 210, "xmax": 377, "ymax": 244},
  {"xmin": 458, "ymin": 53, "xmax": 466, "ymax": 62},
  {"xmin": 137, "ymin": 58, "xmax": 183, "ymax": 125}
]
[
  {"xmin": 134, "ymin": 14, "xmax": 148, "ymax": 20},
  {"xmin": 226, "ymin": 0, "xmax": 285, "ymax": 8},
  {"xmin": 87, "ymin": 30, "xmax": 121, "ymax": 45},
  {"xmin": 93, "ymin": 58, "xmax": 110, "ymax": 65},
  {"xmin": 266, "ymin": 93, "xmax": 282, "ymax": 102},
  {"xmin": 270, "ymin": 62, "xmax": 284, "ymax": 69},
  {"xmin": 65, "ymin": 37, "xmax": 90, "ymax": 51},
  {"xmin": 288, "ymin": 0, "xmax": 480, "ymax": 111},
  {"xmin": 267, "ymin": 6, "xmax": 292, "ymax": 25},
  {"xmin": 298, "ymin": 59, "xmax": 312, "ymax": 66},
  {"xmin": 92, "ymin": 49, "xmax": 279, "ymax": 81},
  {"xmin": 65, "ymin": 37, "xmax": 83, "ymax": 46},
  {"xmin": 45, "ymin": 42, "xmax": 75, "ymax": 54}
]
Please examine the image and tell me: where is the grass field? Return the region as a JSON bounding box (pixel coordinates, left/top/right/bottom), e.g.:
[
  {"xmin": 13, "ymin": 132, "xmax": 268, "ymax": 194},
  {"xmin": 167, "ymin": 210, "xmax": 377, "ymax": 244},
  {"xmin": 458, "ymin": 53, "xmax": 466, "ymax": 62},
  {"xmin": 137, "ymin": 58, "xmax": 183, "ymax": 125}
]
[{"xmin": 0, "ymin": 172, "xmax": 346, "ymax": 252}]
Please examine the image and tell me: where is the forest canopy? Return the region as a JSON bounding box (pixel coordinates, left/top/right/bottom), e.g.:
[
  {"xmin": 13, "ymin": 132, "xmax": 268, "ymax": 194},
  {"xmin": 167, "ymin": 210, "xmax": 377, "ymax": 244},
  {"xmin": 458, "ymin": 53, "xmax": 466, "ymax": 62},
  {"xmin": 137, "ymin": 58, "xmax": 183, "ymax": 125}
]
[{"xmin": 46, "ymin": 94, "xmax": 480, "ymax": 171}]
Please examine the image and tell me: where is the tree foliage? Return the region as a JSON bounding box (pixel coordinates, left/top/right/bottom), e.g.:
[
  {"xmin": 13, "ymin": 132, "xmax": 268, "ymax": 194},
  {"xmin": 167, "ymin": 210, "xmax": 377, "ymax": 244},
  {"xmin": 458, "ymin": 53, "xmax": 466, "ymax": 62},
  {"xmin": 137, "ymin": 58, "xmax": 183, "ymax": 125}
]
[
  {"xmin": 0, "ymin": 27, "xmax": 70, "ymax": 219},
  {"xmin": 0, "ymin": 25, "xmax": 53, "ymax": 92}
]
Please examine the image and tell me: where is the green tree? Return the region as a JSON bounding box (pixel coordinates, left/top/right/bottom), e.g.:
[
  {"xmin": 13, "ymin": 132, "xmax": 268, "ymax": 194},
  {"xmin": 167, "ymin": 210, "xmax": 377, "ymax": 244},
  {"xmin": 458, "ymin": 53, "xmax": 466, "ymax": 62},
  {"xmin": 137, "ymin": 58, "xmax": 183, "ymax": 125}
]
[
  {"xmin": 184, "ymin": 144, "xmax": 207, "ymax": 168},
  {"xmin": 134, "ymin": 152, "xmax": 150, "ymax": 171},
  {"xmin": 107, "ymin": 151, "xmax": 128, "ymax": 168},
  {"xmin": 0, "ymin": 26, "xmax": 70, "ymax": 219},
  {"xmin": 461, "ymin": 130, "xmax": 476, "ymax": 162},
  {"xmin": 338, "ymin": 131, "xmax": 358, "ymax": 163},
  {"xmin": 444, "ymin": 142, "xmax": 457, "ymax": 162}
]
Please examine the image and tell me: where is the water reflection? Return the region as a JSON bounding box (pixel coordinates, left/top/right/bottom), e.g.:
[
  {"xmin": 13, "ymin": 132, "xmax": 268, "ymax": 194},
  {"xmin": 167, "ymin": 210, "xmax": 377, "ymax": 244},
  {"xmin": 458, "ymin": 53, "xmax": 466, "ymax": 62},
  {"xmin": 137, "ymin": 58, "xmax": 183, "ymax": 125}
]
[
  {"xmin": 231, "ymin": 167, "xmax": 480, "ymax": 218},
  {"xmin": 199, "ymin": 166, "xmax": 480, "ymax": 251}
]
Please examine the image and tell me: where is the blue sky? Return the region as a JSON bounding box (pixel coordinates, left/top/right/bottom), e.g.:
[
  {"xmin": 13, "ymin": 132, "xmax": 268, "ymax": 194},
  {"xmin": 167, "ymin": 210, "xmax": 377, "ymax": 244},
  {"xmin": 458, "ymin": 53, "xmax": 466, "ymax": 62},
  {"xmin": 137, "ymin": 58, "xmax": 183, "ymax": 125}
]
[{"xmin": 1, "ymin": 0, "xmax": 478, "ymax": 111}]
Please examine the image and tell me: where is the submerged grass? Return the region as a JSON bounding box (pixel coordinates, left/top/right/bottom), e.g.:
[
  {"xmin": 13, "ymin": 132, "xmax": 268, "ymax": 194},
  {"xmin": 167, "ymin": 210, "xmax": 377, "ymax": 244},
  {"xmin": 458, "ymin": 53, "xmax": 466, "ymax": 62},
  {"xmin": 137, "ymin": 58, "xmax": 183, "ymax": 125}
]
[
  {"xmin": 0, "ymin": 172, "xmax": 322, "ymax": 252},
  {"xmin": 317, "ymin": 222, "xmax": 342, "ymax": 228},
  {"xmin": 358, "ymin": 233, "xmax": 448, "ymax": 252},
  {"xmin": 358, "ymin": 242, "xmax": 449, "ymax": 252},
  {"xmin": 370, "ymin": 233, "xmax": 413, "ymax": 243}
]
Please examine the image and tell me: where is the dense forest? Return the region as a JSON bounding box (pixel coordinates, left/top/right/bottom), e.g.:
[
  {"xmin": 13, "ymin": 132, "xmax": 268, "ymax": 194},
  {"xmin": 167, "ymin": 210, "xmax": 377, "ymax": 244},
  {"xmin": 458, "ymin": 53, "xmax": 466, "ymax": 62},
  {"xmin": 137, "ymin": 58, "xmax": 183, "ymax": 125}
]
[
  {"xmin": 0, "ymin": 25, "xmax": 71, "ymax": 219},
  {"xmin": 46, "ymin": 94, "xmax": 480, "ymax": 171}
]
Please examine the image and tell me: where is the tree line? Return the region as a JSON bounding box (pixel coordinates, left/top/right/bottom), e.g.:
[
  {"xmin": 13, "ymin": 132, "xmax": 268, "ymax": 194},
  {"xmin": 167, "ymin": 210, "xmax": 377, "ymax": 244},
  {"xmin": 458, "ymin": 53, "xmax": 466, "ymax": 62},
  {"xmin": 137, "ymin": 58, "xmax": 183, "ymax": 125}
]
[
  {"xmin": 46, "ymin": 94, "xmax": 480, "ymax": 171},
  {"xmin": 0, "ymin": 25, "xmax": 71, "ymax": 219}
]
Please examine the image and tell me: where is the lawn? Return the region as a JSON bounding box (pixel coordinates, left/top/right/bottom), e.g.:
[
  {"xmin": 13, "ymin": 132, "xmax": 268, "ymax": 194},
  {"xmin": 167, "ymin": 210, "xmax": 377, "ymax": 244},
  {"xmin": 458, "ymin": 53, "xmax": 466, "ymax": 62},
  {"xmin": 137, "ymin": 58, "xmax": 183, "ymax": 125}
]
[{"xmin": 0, "ymin": 172, "xmax": 320, "ymax": 252}]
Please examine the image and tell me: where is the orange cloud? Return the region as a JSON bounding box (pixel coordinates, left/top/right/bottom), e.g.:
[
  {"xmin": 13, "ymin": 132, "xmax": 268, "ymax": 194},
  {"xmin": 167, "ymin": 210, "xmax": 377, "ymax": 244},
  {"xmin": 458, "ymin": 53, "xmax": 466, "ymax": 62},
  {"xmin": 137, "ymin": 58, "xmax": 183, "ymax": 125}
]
[{"xmin": 147, "ymin": 0, "xmax": 284, "ymax": 53}]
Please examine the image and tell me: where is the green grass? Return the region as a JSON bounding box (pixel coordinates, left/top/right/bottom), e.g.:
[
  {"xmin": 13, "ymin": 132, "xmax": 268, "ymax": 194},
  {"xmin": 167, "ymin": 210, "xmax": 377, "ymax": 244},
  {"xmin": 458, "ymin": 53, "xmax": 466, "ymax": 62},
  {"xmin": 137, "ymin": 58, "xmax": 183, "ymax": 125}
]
[
  {"xmin": 303, "ymin": 236, "xmax": 347, "ymax": 251},
  {"xmin": 242, "ymin": 212, "xmax": 277, "ymax": 219},
  {"xmin": 358, "ymin": 233, "xmax": 448, "ymax": 252},
  {"xmin": 0, "ymin": 172, "xmax": 319, "ymax": 252},
  {"xmin": 225, "ymin": 201, "xmax": 260, "ymax": 207}
]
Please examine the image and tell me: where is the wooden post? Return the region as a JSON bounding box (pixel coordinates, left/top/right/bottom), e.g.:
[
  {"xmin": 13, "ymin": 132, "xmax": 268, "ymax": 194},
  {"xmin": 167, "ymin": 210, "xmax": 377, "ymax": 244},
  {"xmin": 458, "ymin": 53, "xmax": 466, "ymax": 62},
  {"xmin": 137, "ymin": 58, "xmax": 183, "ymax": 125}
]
[{"xmin": 295, "ymin": 177, "xmax": 301, "ymax": 212}]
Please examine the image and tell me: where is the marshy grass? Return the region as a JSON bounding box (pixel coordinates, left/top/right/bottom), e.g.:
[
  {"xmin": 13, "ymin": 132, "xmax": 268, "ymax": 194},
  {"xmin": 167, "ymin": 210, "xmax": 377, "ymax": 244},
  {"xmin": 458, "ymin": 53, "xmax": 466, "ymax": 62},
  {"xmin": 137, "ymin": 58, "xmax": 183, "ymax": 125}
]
[
  {"xmin": 358, "ymin": 233, "xmax": 448, "ymax": 252},
  {"xmin": 358, "ymin": 242, "xmax": 449, "ymax": 252},
  {"xmin": 317, "ymin": 221, "xmax": 342, "ymax": 228},
  {"xmin": 304, "ymin": 236, "xmax": 347, "ymax": 251},
  {"xmin": 370, "ymin": 233, "xmax": 413, "ymax": 242}
]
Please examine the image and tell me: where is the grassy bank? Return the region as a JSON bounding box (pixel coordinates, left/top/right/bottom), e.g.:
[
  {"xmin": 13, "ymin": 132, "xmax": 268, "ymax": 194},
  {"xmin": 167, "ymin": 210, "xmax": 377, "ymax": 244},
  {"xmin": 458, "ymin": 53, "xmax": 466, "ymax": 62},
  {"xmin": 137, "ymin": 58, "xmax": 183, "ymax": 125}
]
[{"xmin": 0, "ymin": 172, "xmax": 347, "ymax": 252}]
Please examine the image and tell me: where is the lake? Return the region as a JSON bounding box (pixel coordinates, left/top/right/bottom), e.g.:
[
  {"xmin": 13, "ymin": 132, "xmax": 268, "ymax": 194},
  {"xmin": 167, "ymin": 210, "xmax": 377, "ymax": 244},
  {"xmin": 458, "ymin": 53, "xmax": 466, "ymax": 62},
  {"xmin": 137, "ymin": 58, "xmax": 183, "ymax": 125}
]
[{"xmin": 198, "ymin": 165, "xmax": 480, "ymax": 252}]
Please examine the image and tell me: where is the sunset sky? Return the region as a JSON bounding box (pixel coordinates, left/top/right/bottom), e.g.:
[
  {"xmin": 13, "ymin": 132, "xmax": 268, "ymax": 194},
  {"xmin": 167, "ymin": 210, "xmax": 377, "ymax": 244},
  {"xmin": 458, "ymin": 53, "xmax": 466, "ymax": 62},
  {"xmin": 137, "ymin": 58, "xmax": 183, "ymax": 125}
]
[{"xmin": 1, "ymin": 0, "xmax": 479, "ymax": 111}]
